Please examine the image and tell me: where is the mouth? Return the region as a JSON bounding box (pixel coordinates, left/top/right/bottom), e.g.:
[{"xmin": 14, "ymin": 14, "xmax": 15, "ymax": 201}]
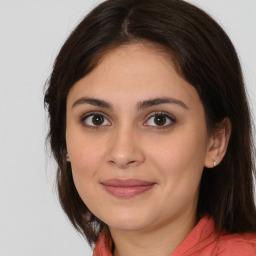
[{"xmin": 100, "ymin": 179, "xmax": 157, "ymax": 198}]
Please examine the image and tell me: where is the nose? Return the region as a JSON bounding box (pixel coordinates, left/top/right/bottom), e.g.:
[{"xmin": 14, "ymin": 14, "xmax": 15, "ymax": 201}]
[{"xmin": 107, "ymin": 126, "xmax": 145, "ymax": 169}]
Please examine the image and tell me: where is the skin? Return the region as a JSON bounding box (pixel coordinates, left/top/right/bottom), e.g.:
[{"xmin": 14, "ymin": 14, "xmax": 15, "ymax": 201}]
[{"xmin": 66, "ymin": 43, "xmax": 230, "ymax": 256}]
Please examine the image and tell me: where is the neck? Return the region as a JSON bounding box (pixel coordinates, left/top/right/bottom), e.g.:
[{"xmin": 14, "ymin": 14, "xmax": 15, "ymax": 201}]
[{"xmin": 110, "ymin": 212, "xmax": 197, "ymax": 256}]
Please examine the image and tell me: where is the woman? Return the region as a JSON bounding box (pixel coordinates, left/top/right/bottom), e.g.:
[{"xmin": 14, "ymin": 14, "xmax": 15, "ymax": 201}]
[{"xmin": 44, "ymin": 0, "xmax": 256, "ymax": 255}]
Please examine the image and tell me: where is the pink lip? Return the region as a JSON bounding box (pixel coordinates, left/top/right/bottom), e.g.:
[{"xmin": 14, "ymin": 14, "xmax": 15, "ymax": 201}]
[{"xmin": 100, "ymin": 179, "xmax": 156, "ymax": 198}]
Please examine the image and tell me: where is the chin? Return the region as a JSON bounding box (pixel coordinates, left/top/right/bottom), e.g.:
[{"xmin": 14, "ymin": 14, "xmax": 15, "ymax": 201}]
[
  {"xmin": 109, "ymin": 220, "xmax": 150, "ymax": 232},
  {"xmin": 101, "ymin": 210, "xmax": 155, "ymax": 232}
]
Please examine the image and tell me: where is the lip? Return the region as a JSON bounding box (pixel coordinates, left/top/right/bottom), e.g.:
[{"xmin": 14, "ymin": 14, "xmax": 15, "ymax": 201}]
[{"xmin": 100, "ymin": 179, "xmax": 157, "ymax": 198}]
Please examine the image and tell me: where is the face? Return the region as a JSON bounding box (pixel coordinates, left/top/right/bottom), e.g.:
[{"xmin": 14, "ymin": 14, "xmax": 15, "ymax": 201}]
[{"xmin": 66, "ymin": 43, "xmax": 212, "ymax": 232}]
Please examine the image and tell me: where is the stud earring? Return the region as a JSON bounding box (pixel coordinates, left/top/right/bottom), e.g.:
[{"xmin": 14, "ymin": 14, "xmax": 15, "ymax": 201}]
[
  {"xmin": 213, "ymin": 160, "xmax": 217, "ymax": 167},
  {"xmin": 66, "ymin": 154, "xmax": 70, "ymax": 162}
]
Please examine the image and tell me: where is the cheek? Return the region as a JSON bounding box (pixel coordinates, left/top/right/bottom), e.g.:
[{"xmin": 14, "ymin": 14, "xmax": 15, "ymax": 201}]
[
  {"xmin": 147, "ymin": 126, "xmax": 208, "ymax": 188},
  {"xmin": 67, "ymin": 129, "xmax": 106, "ymax": 173},
  {"xmin": 66, "ymin": 129, "xmax": 108, "ymax": 203},
  {"xmin": 67, "ymin": 136, "xmax": 107, "ymax": 214}
]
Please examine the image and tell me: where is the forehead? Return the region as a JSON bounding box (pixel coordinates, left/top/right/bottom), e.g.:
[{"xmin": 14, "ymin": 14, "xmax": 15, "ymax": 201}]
[{"xmin": 67, "ymin": 43, "xmax": 201, "ymax": 109}]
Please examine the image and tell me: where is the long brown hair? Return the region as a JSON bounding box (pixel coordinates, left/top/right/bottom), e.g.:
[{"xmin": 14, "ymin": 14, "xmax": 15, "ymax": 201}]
[{"xmin": 44, "ymin": 0, "xmax": 256, "ymax": 246}]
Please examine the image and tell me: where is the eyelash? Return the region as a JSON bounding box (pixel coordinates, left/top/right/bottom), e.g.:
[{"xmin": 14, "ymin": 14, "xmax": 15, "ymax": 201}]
[
  {"xmin": 80, "ymin": 112, "xmax": 111, "ymax": 129},
  {"xmin": 145, "ymin": 112, "xmax": 176, "ymax": 129},
  {"xmin": 80, "ymin": 111, "xmax": 176, "ymax": 129}
]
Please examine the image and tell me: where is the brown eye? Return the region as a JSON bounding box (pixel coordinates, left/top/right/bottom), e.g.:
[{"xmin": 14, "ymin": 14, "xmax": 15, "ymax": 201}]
[
  {"xmin": 92, "ymin": 115, "xmax": 104, "ymax": 125},
  {"xmin": 154, "ymin": 115, "xmax": 167, "ymax": 126},
  {"xmin": 82, "ymin": 114, "xmax": 111, "ymax": 127},
  {"xmin": 144, "ymin": 112, "xmax": 175, "ymax": 128}
]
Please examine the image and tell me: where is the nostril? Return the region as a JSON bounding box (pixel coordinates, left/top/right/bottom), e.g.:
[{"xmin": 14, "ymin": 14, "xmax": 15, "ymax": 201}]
[
  {"xmin": 108, "ymin": 159, "xmax": 138, "ymax": 168},
  {"xmin": 109, "ymin": 160, "xmax": 115, "ymax": 165},
  {"xmin": 128, "ymin": 160, "xmax": 136, "ymax": 165}
]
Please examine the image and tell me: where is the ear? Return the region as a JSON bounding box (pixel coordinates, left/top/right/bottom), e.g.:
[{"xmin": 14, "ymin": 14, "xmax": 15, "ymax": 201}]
[
  {"xmin": 64, "ymin": 148, "xmax": 70, "ymax": 162},
  {"xmin": 204, "ymin": 118, "xmax": 232, "ymax": 168}
]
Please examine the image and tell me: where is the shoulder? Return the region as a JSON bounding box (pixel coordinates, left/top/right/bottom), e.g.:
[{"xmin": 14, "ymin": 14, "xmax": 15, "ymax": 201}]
[
  {"xmin": 172, "ymin": 216, "xmax": 256, "ymax": 256},
  {"xmin": 213, "ymin": 232, "xmax": 256, "ymax": 256}
]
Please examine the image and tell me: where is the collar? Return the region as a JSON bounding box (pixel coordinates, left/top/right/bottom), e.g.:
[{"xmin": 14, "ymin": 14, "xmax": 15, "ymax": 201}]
[{"xmin": 92, "ymin": 216, "xmax": 216, "ymax": 256}]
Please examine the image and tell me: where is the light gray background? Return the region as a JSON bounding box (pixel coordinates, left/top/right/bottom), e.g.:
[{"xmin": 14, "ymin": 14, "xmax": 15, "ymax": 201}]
[{"xmin": 0, "ymin": 1, "xmax": 255, "ymax": 256}]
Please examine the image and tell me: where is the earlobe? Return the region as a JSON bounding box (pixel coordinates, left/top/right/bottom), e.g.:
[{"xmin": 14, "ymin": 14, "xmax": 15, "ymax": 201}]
[
  {"xmin": 204, "ymin": 118, "xmax": 232, "ymax": 168},
  {"xmin": 65, "ymin": 148, "xmax": 70, "ymax": 162}
]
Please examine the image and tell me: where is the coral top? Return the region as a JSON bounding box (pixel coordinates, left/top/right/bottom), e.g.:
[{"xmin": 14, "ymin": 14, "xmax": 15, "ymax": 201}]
[{"xmin": 92, "ymin": 216, "xmax": 256, "ymax": 256}]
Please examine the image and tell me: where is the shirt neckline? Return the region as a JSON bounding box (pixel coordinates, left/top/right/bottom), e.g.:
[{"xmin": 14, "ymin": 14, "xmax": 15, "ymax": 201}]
[{"xmin": 93, "ymin": 215, "xmax": 216, "ymax": 256}]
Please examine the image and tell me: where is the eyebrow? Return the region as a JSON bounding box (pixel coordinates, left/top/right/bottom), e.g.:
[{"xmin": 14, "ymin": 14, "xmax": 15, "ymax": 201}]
[
  {"xmin": 72, "ymin": 97, "xmax": 113, "ymax": 109},
  {"xmin": 72, "ymin": 97, "xmax": 189, "ymax": 110},
  {"xmin": 136, "ymin": 97, "xmax": 189, "ymax": 110}
]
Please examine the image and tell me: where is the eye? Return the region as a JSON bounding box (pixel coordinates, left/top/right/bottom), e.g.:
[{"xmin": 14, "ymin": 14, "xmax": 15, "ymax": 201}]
[
  {"xmin": 144, "ymin": 112, "xmax": 175, "ymax": 128},
  {"xmin": 81, "ymin": 113, "xmax": 111, "ymax": 128}
]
